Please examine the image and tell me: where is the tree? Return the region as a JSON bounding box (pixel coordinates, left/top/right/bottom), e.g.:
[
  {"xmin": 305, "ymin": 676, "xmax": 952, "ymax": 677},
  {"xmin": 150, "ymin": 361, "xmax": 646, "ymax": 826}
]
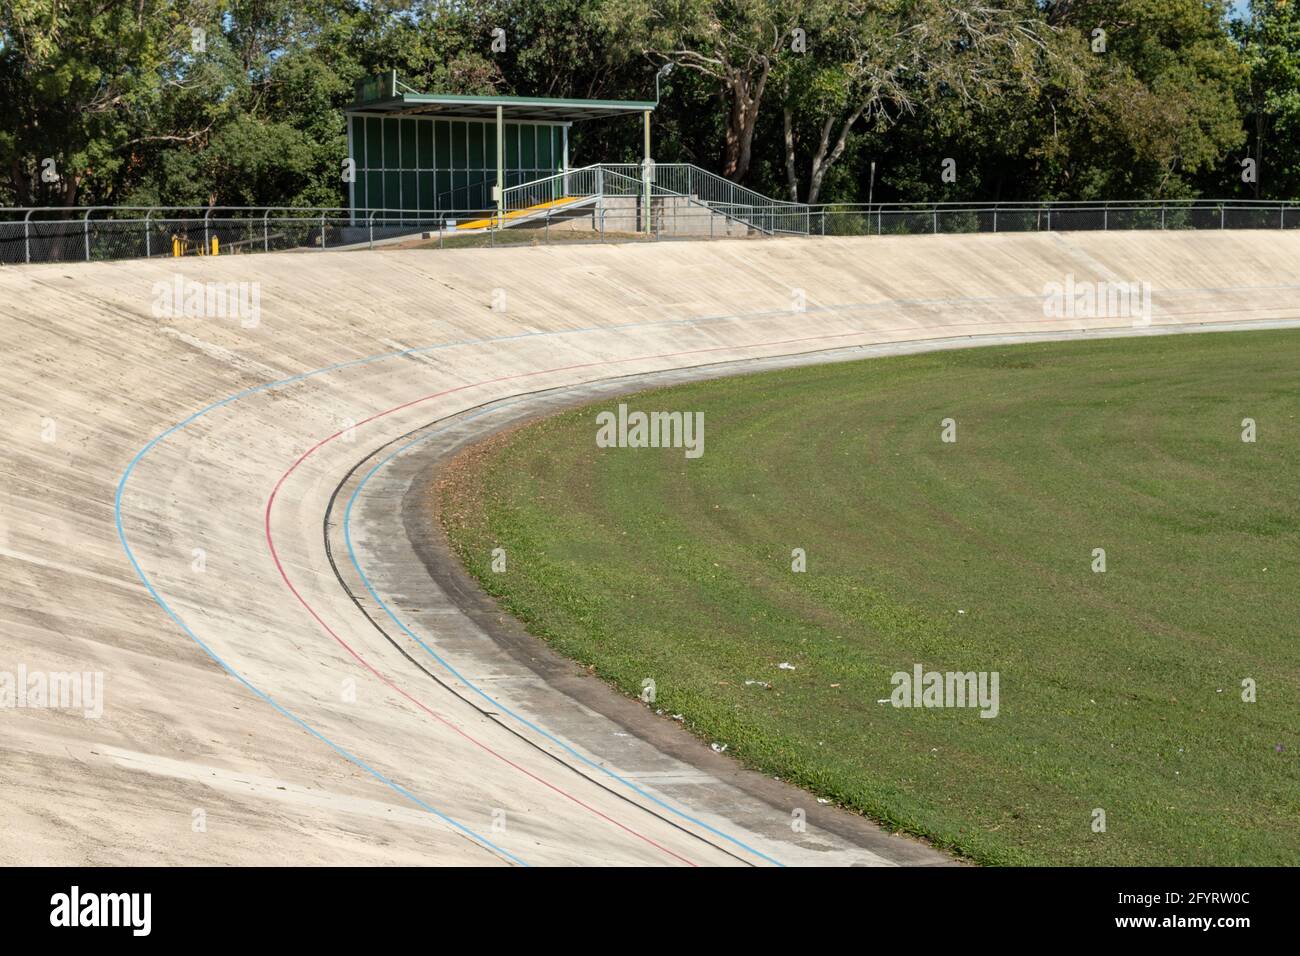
[
  {"xmin": 0, "ymin": 0, "xmax": 220, "ymax": 206},
  {"xmin": 778, "ymin": 0, "xmax": 1053, "ymax": 204},
  {"xmin": 1038, "ymin": 0, "xmax": 1247, "ymax": 197},
  {"xmin": 1236, "ymin": 0, "xmax": 1300, "ymax": 198},
  {"xmin": 0, "ymin": 0, "xmax": 1274, "ymax": 211},
  {"xmin": 641, "ymin": 0, "xmax": 807, "ymax": 181}
]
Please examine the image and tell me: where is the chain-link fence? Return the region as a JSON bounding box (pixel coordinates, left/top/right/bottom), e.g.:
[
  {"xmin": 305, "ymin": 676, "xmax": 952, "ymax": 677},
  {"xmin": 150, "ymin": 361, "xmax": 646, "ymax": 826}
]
[
  {"xmin": 0, "ymin": 207, "xmax": 501, "ymax": 264},
  {"xmin": 812, "ymin": 201, "xmax": 1300, "ymax": 237},
  {"xmin": 4, "ymin": 199, "xmax": 1299, "ymax": 264},
  {"xmin": 0, "ymin": 201, "xmax": 779, "ymax": 262}
]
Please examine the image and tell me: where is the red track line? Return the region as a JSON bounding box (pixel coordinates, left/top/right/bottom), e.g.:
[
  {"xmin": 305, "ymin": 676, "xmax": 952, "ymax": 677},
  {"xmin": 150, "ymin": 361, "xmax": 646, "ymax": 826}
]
[
  {"xmin": 263, "ymin": 328, "xmax": 889, "ymax": 868},
  {"xmin": 266, "ymin": 463, "xmax": 696, "ymax": 863},
  {"xmin": 261, "ymin": 310, "xmax": 1281, "ymax": 866}
]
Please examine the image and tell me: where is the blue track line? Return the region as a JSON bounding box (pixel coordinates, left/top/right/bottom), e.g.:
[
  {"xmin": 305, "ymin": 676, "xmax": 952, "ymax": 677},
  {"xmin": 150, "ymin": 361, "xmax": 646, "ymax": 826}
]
[
  {"xmin": 341, "ymin": 399, "xmax": 788, "ymax": 867},
  {"xmin": 111, "ymin": 274, "xmax": 1300, "ymax": 865},
  {"xmin": 112, "ymin": 305, "xmax": 851, "ymax": 867},
  {"xmin": 108, "ymin": 298, "xmax": 1297, "ymax": 867},
  {"xmin": 114, "ymin": 299, "xmax": 1299, "ymax": 867},
  {"xmin": 115, "ymin": 431, "xmax": 527, "ymax": 864}
]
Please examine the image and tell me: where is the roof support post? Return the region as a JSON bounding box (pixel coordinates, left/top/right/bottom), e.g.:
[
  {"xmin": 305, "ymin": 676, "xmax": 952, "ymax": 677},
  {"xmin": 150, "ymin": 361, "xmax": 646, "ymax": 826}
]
[
  {"xmin": 346, "ymin": 114, "xmax": 356, "ymax": 226},
  {"xmin": 562, "ymin": 124, "xmax": 569, "ymax": 188},
  {"xmin": 642, "ymin": 110, "xmax": 651, "ymax": 234},
  {"xmin": 496, "ymin": 104, "xmax": 504, "ymax": 228}
]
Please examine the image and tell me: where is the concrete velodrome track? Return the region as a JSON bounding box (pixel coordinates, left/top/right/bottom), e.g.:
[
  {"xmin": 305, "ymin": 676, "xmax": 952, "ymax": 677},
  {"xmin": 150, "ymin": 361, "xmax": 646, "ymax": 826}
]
[{"xmin": 2, "ymin": 232, "xmax": 1299, "ymax": 866}]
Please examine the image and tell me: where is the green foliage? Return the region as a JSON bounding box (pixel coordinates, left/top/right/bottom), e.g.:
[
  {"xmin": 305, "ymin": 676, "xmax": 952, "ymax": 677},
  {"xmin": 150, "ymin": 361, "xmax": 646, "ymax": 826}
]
[
  {"xmin": 0, "ymin": 0, "xmax": 215, "ymax": 204},
  {"xmin": 1032, "ymin": 0, "xmax": 1248, "ymax": 198},
  {"xmin": 441, "ymin": 330, "xmax": 1300, "ymax": 865},
  {"xmin": 1237, "ymin": 0, "xmax": 1300, "ymax": 197},
  {"xmin": 0, "ymin": 0, "xmax": 1292, "ymax": 207}
]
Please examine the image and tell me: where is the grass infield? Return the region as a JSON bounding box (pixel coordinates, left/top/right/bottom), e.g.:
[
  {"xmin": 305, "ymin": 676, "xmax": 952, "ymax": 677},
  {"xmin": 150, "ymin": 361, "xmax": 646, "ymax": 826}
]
[{"xmin": 438, "ymin": 330, "xmax": 1299, "ymax": 865}]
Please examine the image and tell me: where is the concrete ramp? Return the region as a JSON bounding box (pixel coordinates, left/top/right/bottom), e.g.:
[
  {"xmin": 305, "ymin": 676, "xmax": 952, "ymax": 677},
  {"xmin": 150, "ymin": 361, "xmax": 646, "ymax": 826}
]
[
  {"xmin": 2, "ymin": 232, "xmax": 1297, "ymax": 865},
  {"xmin": 456, "ymin": 195, "xmax": 594, "ymax": 231}
]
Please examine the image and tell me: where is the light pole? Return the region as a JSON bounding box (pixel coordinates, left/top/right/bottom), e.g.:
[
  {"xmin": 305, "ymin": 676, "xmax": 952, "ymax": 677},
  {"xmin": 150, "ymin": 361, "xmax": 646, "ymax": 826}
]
[
  {"xmin": 655, "ymin": 61, "xmax": 674, "ymax": 104},
  {"xmin": 645, "ymin": 63, "xmax": 674, "ymax": 233}
]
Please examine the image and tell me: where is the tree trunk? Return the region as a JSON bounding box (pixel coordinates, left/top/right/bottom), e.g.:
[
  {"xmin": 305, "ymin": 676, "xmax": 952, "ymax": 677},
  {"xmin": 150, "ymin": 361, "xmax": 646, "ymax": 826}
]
[
  {"xmin": 804, "ymin": 107, "xmax": 863, "ymax": 206},
  {"xmin": 9, "ymin": 159, "xmax": 31, "ymax": 206},
  {"xmin": 1255, "ymin": 109, "xmax": 1264, "ymax": 200},
  {"xmin": 782, "ymin": 105, "xmax": 800, "ymax": 202},
  {"xmin": 721, "ymin": 58, "xmax": 770, "ymax": 182}
]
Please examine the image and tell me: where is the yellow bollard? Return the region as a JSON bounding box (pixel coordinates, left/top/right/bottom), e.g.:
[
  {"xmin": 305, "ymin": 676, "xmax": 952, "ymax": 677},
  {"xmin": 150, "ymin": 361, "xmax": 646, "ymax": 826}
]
[
  {"xmin": 210, "ymin": 236, "xmax": 219, "ymax": 256},
  {"xmin": 172, "ymin": 236, "xmax": 181, "ymax": 257}
]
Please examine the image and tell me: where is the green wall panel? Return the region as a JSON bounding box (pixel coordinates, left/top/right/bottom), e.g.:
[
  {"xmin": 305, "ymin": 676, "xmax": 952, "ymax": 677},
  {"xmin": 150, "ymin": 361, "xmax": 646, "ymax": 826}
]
[
  {"xmin": 521, "ymin": 125, "xmax": 535, "ymax": 168},
  {"xmin": 435, "ymin": 121, "xmax": 451, "ymax": 168},
  {"xmin": 400, "ymin": 119, "xmax": 417, "ymax": 167},
  {"xmin": 350, "ymin": 114, "xmax": 567, "ymax": 212},
  {"xmin": 382, "ymin": 119, "xmax": 399, "ymax": 168},
  {"xmin": 366, "ymin": 117, "xmax": 382, "ymax": 167},
  {"xmin": 537, "ymin": 127, "xmax": 552, "ymax": 168},
  {"xmin": 505, "ymin": 124, "xmax": 519, "ymax": 168},
  {"xmin": 468, "ymin": 122, "xmax": 484, "ymax": 168},
  {"xmin": 418, "ymin": 122, "xmax": 433, "ymax": 168},
  {"xmin": 451, "ymin": 122, "xmax": 467, "ymax": 168}
]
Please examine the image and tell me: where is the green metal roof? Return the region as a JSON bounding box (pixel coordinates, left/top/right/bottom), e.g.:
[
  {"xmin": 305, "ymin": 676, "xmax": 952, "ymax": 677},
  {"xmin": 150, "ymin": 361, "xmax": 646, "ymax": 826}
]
[{"xmin": 349, "ymin": 74, "xmax": 655, "ymax": 122}]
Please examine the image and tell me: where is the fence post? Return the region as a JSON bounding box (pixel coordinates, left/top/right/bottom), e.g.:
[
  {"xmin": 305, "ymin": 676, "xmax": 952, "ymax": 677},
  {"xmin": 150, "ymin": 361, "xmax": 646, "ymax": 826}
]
[
  {"xmin": 993, "ymin": 209, "xmax": 998, "ymax": 233},
  {"xmin": 145, "ymin": 207, "xmax": 153, "ymax": 257},
  {"xmin": 1047, "ymin": 208, "xmax": 1051, "ymax": 232},
  {"xmin": 1161, "ymin": 204, "xmax": 1166, "ymax": 230},
  {"xmin": 1221, "ymin": 205, "xmax": 1225, "ymax": 229},
  {"xmin": 1104, "ymin": 205, "xmax": 1108, "ymax": 230},
  {"xmin": 23, "ymin": 209, "xmax": 33, "ymax": 264},
  {"xmin": 545, "ymin": 209, "xmax": 550, "ymax": 243},
  {"xmin": 369, "ymin": 210, "xmax": 375, "ymax": 249},
  {"xmin": 320, "ymin": 212, "xmax": 327, "ymax": 248},
  {"xmin": 83, "ymin": 207, "xmax": 93, "ymax": 261},
  {"xmin": 263, "ymin": 210, "xmax": 270, "ymax": 251},
  {"xmin": 933, "ymin": 207, "xmax": 938, "ymax": 234},
  {"xmin": 204, "ymin": 207, "xmax": 212, "ymax": 255}
]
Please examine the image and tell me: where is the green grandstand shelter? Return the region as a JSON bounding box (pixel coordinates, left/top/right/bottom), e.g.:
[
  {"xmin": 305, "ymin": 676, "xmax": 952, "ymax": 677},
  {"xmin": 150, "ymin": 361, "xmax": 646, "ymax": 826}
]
[{"xmin": 346, "ymin": 71, "xmax": 656, "ymax": 220}]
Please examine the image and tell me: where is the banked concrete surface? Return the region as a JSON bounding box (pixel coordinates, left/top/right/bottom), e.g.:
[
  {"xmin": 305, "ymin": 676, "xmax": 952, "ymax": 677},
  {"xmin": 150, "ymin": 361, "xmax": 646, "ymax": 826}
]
[{"xmin": 2, "ymin": 232, "xmax": 1298, "ymax": 866}]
